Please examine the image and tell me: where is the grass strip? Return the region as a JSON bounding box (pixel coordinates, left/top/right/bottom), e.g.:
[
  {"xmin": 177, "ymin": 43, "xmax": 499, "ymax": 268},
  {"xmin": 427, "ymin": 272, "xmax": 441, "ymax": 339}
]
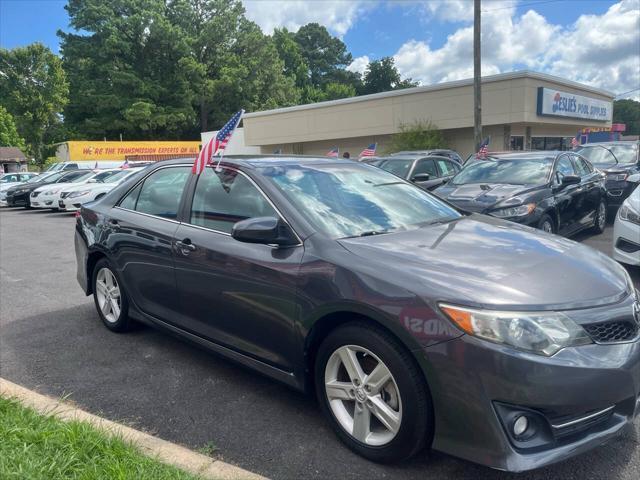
[{"xmin": 0, "ymin": 395, "xmax": 201, "ymax": 479}]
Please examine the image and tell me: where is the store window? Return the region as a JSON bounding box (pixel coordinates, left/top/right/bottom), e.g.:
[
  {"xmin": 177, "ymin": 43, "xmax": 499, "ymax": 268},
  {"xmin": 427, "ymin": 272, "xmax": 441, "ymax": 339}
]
[
  {"xmin": 531, "ymin": 137, "xmax": 576, "ymax": 151},
  {"xmin": 510, "ymin": 136, "xmax": 524, "ymax": 151}
]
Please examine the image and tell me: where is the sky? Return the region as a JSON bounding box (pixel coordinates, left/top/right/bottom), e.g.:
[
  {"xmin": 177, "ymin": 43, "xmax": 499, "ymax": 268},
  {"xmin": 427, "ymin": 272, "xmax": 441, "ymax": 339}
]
[{"xmin": 1, "ymin": 0, "xmax": 639, "ymax": 99}]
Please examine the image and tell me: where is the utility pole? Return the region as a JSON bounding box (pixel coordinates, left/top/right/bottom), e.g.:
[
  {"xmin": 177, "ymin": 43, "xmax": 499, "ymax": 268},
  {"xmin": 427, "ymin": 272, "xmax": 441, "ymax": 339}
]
[{"xmin": 473, "ymin": 0, "xmax": 482, "ymax": 152}]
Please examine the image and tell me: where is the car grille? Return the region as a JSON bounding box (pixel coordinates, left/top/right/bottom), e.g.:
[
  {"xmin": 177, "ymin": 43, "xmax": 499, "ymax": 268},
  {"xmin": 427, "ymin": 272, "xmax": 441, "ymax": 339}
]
[
  {"xmin": 584, "ymin": 320, "xmax": 639, "ymax": 343},
  {"xmin": 31, "ymin": 191, "xmax": 40, "ymax": 198},
  {"xmin": 60, "ymin": 192, "xmax": 71, "ymax": 199}
]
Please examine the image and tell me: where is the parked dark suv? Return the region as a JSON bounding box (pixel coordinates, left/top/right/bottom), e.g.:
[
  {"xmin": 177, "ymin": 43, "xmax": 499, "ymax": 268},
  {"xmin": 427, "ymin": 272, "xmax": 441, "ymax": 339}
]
[
  {"xmin": 75, "ymin": 156, "xmax": 640, "ymax": 472},
  {"xmin": 576, "ymin": 142, "xmax": 640, "ymax": 210},
  {"xmin": 435, "ymin": 151, "xmax": 608, "ymax": 236}
]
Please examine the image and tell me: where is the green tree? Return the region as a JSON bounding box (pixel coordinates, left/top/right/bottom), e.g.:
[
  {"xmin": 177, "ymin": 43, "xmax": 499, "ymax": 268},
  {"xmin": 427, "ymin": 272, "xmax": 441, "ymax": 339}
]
[
  {"xmin": 385, "ymin": 120, "xmax": 446, "ymax": 153},
  {"xmin": 323, "ymin": 82, "xmax": 356, "ymax": 101},
  {"xmin": 272, "ymin": 28, "xmax": 309, "ymax": 88},
  {"xmin": 60, "ymin": 0, "xmax": 195, "ymax": 140},
  {"xmin": 294, "ymin": 23, "xmax": 353, "ymax": 87},
  {"xmin": 613, "ymin": 99, "xmax": 640, "ymax": 136},
  {"xmin": 361, "ymin": 57, "xmax": 417, "ymax": 95},
  {"xmin": 0, "ymin": 106, "xmax": 26, "ymax": 150},
  {"xmin": 0, "ymin": 43, "xmax": 68, "ymax": 164}
]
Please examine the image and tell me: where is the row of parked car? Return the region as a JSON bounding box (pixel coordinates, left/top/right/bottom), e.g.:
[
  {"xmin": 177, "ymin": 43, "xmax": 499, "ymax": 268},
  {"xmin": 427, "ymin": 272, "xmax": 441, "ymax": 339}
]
[
  {"xmin": 362, "ymin": 141, "xmax": 640, "ymax": 266},
  {"xmin": 0, "ymin": 165, "xmax": 146, "ymax": 212}
]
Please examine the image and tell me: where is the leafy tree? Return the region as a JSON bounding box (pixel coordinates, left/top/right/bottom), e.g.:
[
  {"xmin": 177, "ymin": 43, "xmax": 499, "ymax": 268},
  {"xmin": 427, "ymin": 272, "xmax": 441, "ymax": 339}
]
[
  {"xmin": 272, "ymin": 28, "xmax": 309, "ymax": 88},
  {"xmin": 613, "ymin": 99, "xmax": 640, "ymax": 136},
  {"xmin": 385, "ymin": 120, "xmax": 446, "ymax": 153},
  {"xmin": 60, "ymin": 0, "xmax": 195, "ymax": 140},
  {"xmin": 323, "ymin": 82, "xmax": 356, "ymax": 101},
  {"xmin": 0, "ymin": 106, "xmax": 26, "ymax": 150},
  {"xmin": 294, "ymin": 23, "xmax": 352, "ymax": 87},
  {"xmin": 361, "ymin": 57, "xmax": 417, "ymax": 95},
  {"xmin": 0, "ymin": 43, "xmax": 68, "ymax": 163}
]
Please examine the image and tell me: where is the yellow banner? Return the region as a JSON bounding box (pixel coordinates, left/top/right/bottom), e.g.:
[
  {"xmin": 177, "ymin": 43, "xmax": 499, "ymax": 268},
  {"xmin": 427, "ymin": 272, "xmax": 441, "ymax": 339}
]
[{"xmin": 66, "ymin": 141, "xmax": 201, "ymax": 161}]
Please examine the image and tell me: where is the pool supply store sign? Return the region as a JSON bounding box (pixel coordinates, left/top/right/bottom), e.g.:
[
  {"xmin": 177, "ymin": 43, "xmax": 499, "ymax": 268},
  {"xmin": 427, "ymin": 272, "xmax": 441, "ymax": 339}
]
[{"xmin": 537, "ymin": 88, "xmax": 612, "ymax": 122}]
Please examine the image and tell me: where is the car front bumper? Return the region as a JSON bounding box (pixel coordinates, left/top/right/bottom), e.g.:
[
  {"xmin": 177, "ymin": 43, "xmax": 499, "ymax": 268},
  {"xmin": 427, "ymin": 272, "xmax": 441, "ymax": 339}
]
[
  {"xmin": 613, "ymin": 215, "xmax": 640, "ymax": 266},
  {"xmin": 420, "ymin": 295, "xmax": 640, "ymax": 472},
  {"xmin": 58, "ymin": 197, "xmax": 84, "ymax": 211},
  {"xmin": 6, "ymin": 192, "xmax": 30, "ymax": 206}
]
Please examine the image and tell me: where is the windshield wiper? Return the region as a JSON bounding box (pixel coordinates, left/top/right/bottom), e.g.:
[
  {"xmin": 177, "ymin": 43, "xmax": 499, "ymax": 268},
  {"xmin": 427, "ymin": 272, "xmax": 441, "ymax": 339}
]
[{"xmin": 342, "ymin": 229, "xmax": 391, "ymax": 239}]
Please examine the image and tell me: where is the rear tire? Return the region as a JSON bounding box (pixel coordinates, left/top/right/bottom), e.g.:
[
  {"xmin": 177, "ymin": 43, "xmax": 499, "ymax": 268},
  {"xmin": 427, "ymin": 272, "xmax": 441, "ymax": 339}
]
[
  {"xmin": 92, "ymin": 258, "xmax": 131, "ymax": 332},
  {"xmin": 314, "ymin": 322, "xmax": 432, "ymax": 463},
  {"xmin": 538, "ymin": 214, "xmax": 555, "ymax": 234},
  {"xmin": 592, "ymin": 200, "xmax": 607, "ymax": 234}
]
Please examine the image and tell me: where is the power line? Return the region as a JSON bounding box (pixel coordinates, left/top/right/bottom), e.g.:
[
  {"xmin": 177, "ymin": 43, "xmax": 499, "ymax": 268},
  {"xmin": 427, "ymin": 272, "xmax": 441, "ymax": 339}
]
[
  {"xmin": 615, "ymin": 87, "xmax": 640, "ymax": 98},
  {"xmin": 482, "ymin": 0, "xmax": 567, "ymax": 13}
]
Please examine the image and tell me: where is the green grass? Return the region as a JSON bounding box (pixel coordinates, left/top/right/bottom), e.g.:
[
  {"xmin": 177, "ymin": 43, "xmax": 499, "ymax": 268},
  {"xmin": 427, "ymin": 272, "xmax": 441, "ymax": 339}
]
[{"xmin": 0, "ymin": 396, "xmax": 201, "ymax": 479}]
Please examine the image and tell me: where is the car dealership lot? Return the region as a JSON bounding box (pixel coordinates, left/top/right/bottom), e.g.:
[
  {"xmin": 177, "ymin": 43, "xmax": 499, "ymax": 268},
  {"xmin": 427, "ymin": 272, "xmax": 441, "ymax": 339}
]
[{"xmin": 1, "ymin": 208, "xmax": 639, "ymax": 480}]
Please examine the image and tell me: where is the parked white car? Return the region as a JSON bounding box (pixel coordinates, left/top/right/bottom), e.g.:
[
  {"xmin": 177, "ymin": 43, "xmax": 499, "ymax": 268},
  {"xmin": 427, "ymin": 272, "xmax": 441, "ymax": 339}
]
[
  {"xmin": 30, "ymin": 169, "xmax": 124, "ymax": 210},
  {"xmin": 613, "ymin": 174, "xmax": 640, "ymax": 266},
  {"xmin": 58, "ymin": 168, "xmax": 143, "ymax": 211}
]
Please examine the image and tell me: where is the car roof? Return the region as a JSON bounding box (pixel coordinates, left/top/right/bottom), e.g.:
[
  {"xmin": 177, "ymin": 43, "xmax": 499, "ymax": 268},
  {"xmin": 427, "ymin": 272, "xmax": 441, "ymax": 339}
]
[
  {"xmin": 152, "ymin": 155, "xmax": 359, "ymax": 170},
  {"xmin": 579, "ymin": 141, "xmax": 639, "ymax": 147},
  {"xmin": 390, "ymin": 150, "xmax": 455, "ymax": 156},
  {"xmin": 485, "ymin": 151, "xmax": 562, "ymax": 160}
]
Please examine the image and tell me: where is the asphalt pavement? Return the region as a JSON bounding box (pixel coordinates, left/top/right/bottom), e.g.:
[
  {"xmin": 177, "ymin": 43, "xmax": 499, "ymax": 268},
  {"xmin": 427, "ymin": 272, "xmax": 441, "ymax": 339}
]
[{"xmin": 1, "ymin": 207, "xmax": 639, "ymax": 480}]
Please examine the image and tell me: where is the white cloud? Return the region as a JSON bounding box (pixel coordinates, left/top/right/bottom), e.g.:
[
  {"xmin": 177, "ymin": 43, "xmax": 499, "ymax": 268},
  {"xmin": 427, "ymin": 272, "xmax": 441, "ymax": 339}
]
[
  {"xmin": 347, "ymin": 55, "xmax": 370, "ymax": 74},
  {"xmin": 242, "ymin": 0, "xmax": 372, "ymax": 36},
  {"xmin": 393, "ymin": 0, "xmax": 640, "ymax": 97}
]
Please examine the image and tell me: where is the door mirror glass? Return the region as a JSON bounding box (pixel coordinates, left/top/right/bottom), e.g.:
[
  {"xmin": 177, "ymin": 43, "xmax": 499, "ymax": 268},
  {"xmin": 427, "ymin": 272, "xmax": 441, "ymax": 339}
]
[
  {"xmin": 231, "ymin": 216, "xmax": 297, "ymax": 246},
  {"xmin": 561, "ymin": 175, "xmax": 581, "ymax": 186},
  {"xmin": 412, "ymin": 173, "xmax": 431, "ymax": 182}
]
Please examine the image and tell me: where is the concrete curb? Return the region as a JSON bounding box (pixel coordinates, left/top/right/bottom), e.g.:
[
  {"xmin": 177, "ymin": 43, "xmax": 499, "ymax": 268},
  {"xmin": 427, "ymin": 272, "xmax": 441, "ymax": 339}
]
[{"xmin": 0, "ymin": 378, "xmax": 267, "ymax": 480}]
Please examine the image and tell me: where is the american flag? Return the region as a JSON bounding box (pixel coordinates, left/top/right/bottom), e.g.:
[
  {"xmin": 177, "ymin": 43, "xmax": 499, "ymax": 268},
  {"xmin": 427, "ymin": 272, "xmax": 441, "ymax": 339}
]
[
  {"xmin": 359, "ymin": 143, "xmax": 377, "ymax": 158},
  {"xmin": 326, "ymin": 147, "xmax": 339, "ymax": 158},
  {"xmin": 120, "ymin": 159, "xmax": 130, "ymax": 169},
  {"xmin": 571, "ymin": 137, "xmax": 579, "ymax": 148},
  {"xmin": 476, "ymin": 138, "xmax": 490, "ymax": 159},
  {"xmin": 192, "ymin": 110, "xmax": 244, "ymax": 174}
]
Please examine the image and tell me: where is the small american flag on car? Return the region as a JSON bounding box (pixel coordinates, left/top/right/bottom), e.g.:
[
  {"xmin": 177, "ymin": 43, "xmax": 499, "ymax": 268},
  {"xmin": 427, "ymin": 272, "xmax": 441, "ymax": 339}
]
[
  {"xmin": 359, "ymin": 143, "xmax": 377, "ymax": 158},
  {"xmin": 326, "ymin": 147, "xmax": 339, "ymax": 158},
  {"xmin": 192, "ymin": 110, "xmax": 244, "ymax": 175},
  {"xmin": 476, "ymin": 138, "xmax": 490, "ymax": 159},
  {"xmin": 120, "ymin": 159, "xmax": 130, "ymax": 169}
]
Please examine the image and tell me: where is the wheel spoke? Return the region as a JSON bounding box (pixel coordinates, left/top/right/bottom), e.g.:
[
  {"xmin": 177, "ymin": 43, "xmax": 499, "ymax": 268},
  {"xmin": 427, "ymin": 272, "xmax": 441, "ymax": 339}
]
[
  {"xmin": 352, "ymin": 403, "xmax": 371, "ymax": 442},
  {"xmin": 338, "ymin": 347, "xmax": 365, "ymax": 384},
  {"xmin": 369, "ymin": 396, "xmax": 401, "ymax": 434},
  {"xmin": 325, "ymin": 380, "xmax": 353, "ymax": 401},
  {"xmin": 110, "ymin": 286, "xmax": 120, "ymax": 299},
  {"xmin": 100, "ymin": 297, "xmax": 111, "ymax": 316},
  {"xmin": 105, "ymin": 272, "xmax": 114, "ymax": 289},
  {"xmin": 365, "ymin": 362, "xmax": 392, "ymax": 393},
  {"xmin": 110, "ymin": 297, "xmax": 120, "ymax": 319},
  {"xmin": 96, "ymin": 280, "xmax": 108, "ymax": 297}
]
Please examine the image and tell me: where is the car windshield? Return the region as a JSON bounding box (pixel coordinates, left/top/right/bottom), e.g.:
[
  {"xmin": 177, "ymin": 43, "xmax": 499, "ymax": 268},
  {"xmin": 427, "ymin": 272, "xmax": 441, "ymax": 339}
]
[
  {"xmin": 91, "ymin": 170, "xmax": 120, "ymax": 182},
  {"xmin": 577, "ymin": 144, "xmax": 638, "ymax": 165},
  {"xmin": 376, "ymin": 159, "xmax": 414, "ymax": 179},
  {"xmin": 41, "ymin": 172, "xmax": 66, "ymax": 183},
  {"xmin": 260, "ymin": 163, "xmax": 461, "ymax": 239},
  {"xmin": 26, "ymin": 174, "xmax": 47, "ymax": 183},
  {"xmin": 72, "ymin": 172, "xmax": 96, "ymax": 183},
  {"xmin": 451, "ymin": 158, "xmax": 554, "ymax": 185}
]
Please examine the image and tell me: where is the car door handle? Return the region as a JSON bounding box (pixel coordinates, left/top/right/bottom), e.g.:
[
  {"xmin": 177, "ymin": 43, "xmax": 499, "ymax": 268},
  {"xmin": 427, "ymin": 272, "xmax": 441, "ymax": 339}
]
[{"xmin": 176, "ymin": 239, "xmax": 196, "ymax": 254}]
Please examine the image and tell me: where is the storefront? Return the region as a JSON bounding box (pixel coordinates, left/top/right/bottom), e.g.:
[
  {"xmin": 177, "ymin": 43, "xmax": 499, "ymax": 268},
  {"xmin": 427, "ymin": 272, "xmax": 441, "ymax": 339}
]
[{"xmin": 241, "ymin": 71, "xmax": 614, "ymax": 158}]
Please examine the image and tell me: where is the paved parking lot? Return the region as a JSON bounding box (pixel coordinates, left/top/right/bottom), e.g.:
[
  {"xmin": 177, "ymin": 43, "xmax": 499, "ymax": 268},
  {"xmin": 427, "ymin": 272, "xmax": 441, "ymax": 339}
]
[{"xmin": 1, "ymin": 207, "xmax": 639, "ymax": 480}]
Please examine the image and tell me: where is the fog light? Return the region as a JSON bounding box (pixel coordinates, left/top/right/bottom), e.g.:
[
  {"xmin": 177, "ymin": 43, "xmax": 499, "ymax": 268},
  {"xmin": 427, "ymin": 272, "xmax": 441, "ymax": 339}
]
[{"xmin": 513, "ymin": 415, "xmax": 529, "ymax": 436}]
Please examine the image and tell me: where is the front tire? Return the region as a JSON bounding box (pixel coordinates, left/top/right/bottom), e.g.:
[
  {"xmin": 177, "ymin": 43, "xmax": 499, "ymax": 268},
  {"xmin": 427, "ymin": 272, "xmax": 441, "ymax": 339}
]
[
  {"xmin": 92, "ymin": 258, "xmax": 131, "ymax": 332},
  {"xmin": 538, "ymin": 214, "xmax": 555, "ymax": 234},
  {"xmin": 315, "ymin": 322, "xmax": 432, "ymax": 463}
]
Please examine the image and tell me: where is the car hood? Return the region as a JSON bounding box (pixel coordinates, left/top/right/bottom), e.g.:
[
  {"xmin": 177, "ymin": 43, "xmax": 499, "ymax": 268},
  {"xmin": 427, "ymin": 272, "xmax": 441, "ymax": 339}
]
[
  {"xmin": 62, "ymin": 182, "xmax": 115, "ymax": 193},
  {"xmin": 338, "ymin": 215, "xmax": 630, "ymax": 310},
  {"xmin": 625, "ymin": 185, "xmax": 640, "ymax": 209},
  {"xmin": 434, "ymin": 183, "xmax": 541, "ymax": 212}
]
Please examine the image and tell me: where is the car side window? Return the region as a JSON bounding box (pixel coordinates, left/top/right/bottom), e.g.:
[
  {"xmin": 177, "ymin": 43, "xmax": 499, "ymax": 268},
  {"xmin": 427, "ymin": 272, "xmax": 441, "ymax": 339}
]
[
  {"xmin": 573, "ymin": 155, "xmax": 593, "ymax": 176},
  {"xmin": 123, "ymin": 167, "xmax": 190, "ymax": 219},
  {"xmin": 435, "ymin": 159, "xmax": 457, "ymax": 176},
  {"xmin": 412, "ymin": 159, "xmax": 438, "ymax": 179},
  {"xmin": 554, "ymin": 156, "xmax": 576, "ymax": 183},
  {"xmin": 190, "ymin": 167, "xmax": 277, "ymax": 234}
]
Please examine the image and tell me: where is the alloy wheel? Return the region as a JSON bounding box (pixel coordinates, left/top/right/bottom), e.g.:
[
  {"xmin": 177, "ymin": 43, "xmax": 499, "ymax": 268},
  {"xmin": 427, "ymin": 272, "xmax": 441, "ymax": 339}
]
[
  {"xmin": 597, "ymin": 202, "xmax": 606, "ymax": 229},
  {"xmin": 324, "ymin": 345, "xmax": 402, "ymax": 446},
  {"xmin": 541, "ymin": 220, "xmax": 553, "ymax": 233},
  {"xmin": 95, "ymin": 267, "xmax": 121, "ymax": 323}
]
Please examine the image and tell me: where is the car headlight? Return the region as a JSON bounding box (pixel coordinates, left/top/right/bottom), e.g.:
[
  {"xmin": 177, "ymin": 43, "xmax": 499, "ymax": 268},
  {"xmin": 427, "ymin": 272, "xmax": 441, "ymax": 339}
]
[
  {"xmin": 439, "ymin": 304, "xmax": 592, "ymax": 356},
  {"xmin": 619, "ymin": 202, "xmax": 640, "ymax": 225},
  {"xmin": 46, "ymin": 188, "xmax": 61, "ymax": 195},
  {"xmin": 68, "ymin": 190, "xmax": 91, "ymax": 198},
  {"xmin": 490, "ymin": 203, "xmax": 536, "ymax": 218}
]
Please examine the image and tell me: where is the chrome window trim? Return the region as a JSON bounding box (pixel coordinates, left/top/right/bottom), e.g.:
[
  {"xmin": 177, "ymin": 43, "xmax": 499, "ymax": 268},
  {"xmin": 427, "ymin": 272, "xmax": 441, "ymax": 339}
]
[{"xmin": 184, "ymin": 165, "xmax": 303, "ymax": 246}]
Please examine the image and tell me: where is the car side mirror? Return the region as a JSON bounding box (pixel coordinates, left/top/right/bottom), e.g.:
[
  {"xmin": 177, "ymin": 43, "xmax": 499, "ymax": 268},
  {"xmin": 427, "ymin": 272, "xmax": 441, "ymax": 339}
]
[
  {"xmin": 412, "ymin": 173, "xmax": 430, "ymax": 182},
  {"xmin": 561, "ymin": 175, "xmax": 581, "ymax": 187},
  {"xmin": 232, "ymin": 216, "xmax": 298, "ymax": 247}
]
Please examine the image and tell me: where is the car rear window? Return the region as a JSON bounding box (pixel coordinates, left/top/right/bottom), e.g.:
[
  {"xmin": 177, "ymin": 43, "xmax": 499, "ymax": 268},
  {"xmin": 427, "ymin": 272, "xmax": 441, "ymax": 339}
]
[{"xmin": 452, "ymin": 158, "xmax": 553, "ymax": 185}]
